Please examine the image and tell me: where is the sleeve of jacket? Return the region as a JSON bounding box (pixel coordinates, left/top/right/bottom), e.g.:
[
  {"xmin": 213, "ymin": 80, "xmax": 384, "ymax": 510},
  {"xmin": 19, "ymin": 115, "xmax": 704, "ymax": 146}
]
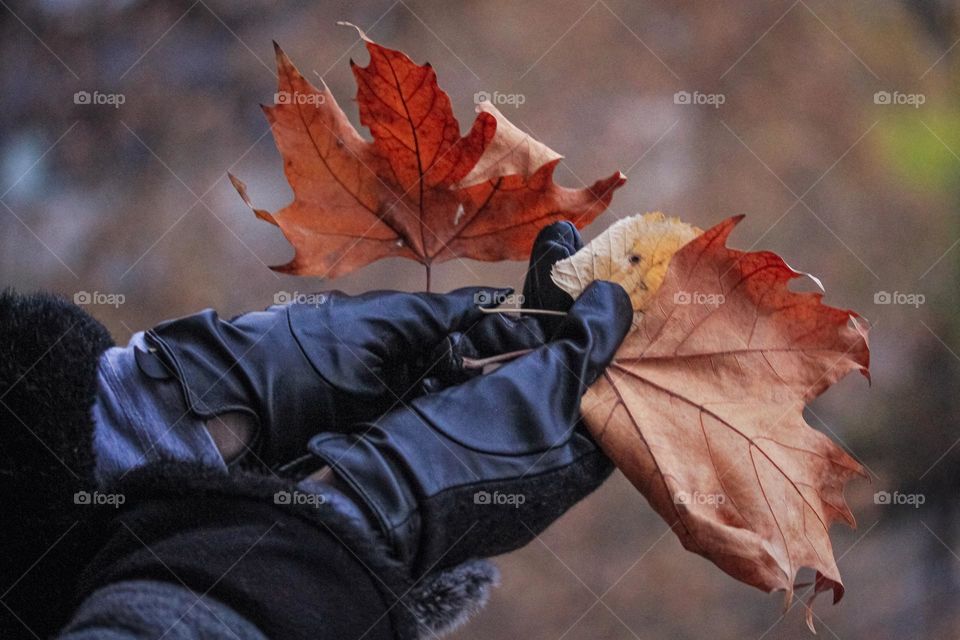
[{"xmin": 70, "ymin": 463, "xmax": 498, "ymax": 640}]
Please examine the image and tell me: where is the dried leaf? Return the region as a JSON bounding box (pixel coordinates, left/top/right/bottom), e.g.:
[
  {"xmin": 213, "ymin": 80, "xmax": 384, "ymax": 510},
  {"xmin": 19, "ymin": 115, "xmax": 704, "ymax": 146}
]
[
  {"xmin": 555, "ymin": 215, "xmax": 869, "ymax": 631},
  {"xmin": 231, "ymin": 26, "xmax": 625, "ymax": 278},
  {"xmin": 456, "ymin": 100, "xmax": 562, "ymax": 188}
]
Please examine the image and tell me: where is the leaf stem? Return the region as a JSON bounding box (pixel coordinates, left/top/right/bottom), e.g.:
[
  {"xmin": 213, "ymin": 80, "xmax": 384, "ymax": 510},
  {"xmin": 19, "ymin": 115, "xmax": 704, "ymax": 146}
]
[
  {"xmin": 461, "ymin": 349, "xmax": 534, "ymax": 369},
  {"xmin": 479, "ymin": 307, "xmax": 567, "ymax": 317},
  {"xmin": 425, "ymin": 263, "xmax": 432, "ymax": 292}
]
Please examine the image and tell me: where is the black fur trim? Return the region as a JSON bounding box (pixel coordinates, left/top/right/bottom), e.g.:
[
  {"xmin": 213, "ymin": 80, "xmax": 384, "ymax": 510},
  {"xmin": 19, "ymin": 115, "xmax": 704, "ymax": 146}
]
[
  {"xmin": 408, "ymin": 559, "xmax": 499, "ymax": 637},
  {"xmin": 0, "ymin": 289, "xmax": 114, "ymax": 638}
]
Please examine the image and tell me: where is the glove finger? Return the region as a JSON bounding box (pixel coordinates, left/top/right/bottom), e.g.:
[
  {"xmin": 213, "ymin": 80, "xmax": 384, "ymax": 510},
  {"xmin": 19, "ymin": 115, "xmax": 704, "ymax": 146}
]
[
  {"xmin": 550, "ymin": 280, "xmax": 633, "ymax": 384},
  {"xmin": 522, "ymin": 221, "xmax": 583, "ymax": 336},
  {"xmin": 415, "ymin": 314, "xmax": 548, "ymax": 393},
  {"xmin": 353, "ymin": 286, "xmax": 509, "ymax": 399},
  {"xmin": 416, "ymin": 333, "xmax": 482, "ymax": 396},
  {"xmin": 458, "ymin": 312, "xmax": 547, "ymax": 358},
  {"xmin": 287, "ymin": 287, "xmax": 510, "ymax": 405},
  {"xmin": 422, "ymin": 285, "xmax": 514, "ymax": 333},
  {"xmin": 409, "ymin": 280, "xmax": 632, "ymax": 455},
  {"xmin": 377, "ymin": 286, "xmax": 513, "ymax": 358}
]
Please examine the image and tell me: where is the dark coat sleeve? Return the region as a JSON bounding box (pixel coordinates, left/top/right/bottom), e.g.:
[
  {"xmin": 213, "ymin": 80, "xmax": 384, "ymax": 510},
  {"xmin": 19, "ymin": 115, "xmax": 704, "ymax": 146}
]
[
  {"xmin": 73, "ymin": 471, "xmax": 396, "ymax": 640},
  {"xmin": 71, "ymin": 463, "xmax": 498, "ymax": 640}
]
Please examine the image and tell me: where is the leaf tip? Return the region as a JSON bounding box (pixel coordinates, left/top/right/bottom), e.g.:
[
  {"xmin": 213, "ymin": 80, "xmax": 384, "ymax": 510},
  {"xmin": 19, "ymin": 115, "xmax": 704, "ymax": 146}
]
[
  {"xmin": 229, "ymin": 173, "xmax": 279, "ymax": 226},
  {"xmin": 254, "ymin": 209, "xmax": 279, "ymax": 226},
  {"xmin": 338, "ymin": 20, "xmax": 371, "ymax": 42},
  {"xmin": 589, "ymin": 170, "xmax": 628, "ymax": 203},
  {"xmin": 805, "ymin": 609, "xmax": 818, "ymax": 635},
  {"xmin": 612, "ymin": 170, "xmax": 627, "ymax": 189},
  {"xmin": 269, "ymin": 255, "xmax": 299, "ymax": 274},
  {"xmin": 228, "ymin": 172, "xmax": 248, "ymax": 200},
  {"xmin": 700, "ymin": 214, "xmax": 745, "ymax": 247},
  {"xmin": 272, "ymin": 41, "xmax": 291, "ymax": 69}
]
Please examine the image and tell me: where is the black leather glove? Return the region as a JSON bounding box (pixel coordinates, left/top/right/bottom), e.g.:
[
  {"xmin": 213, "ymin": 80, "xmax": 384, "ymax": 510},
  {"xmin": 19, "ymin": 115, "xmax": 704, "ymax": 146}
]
[
  {"xmin": 306, "ymin": 280, "xmax": 632, "ymax": 575},
  {"xmin": 137, "ymin": 287, "xmax": 516, "ymax": 465},
  {"xmin": 136, "ymin": 221, "xmax": 587, "ymax": 470}
]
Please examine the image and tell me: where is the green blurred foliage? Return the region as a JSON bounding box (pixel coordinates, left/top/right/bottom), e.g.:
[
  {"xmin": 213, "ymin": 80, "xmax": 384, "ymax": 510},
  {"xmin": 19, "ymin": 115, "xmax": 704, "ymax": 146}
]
[{"xmin": 879, "ymin": 108, "xmax": 960, "ymax": 191}]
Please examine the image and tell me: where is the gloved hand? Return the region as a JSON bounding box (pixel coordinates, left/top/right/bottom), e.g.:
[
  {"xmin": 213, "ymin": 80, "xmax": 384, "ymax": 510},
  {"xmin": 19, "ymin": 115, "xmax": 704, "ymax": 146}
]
[
  {"xmin": 305, "ymin": 279, "xmax": 632, "ymax": 575},
  {"xmin": 137, "ymin": 221, "xmax": 587, "ymax": 469},
  {"xmin": 137, "ymin": 287, "xmax": 517, "ymax": 466}
]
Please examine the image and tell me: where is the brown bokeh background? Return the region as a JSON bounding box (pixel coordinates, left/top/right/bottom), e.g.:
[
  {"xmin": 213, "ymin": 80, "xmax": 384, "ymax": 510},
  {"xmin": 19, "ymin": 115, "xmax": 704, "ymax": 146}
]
[{"xmin": 3, "ymin": 1, "xmax": 959, "ymax": 637}]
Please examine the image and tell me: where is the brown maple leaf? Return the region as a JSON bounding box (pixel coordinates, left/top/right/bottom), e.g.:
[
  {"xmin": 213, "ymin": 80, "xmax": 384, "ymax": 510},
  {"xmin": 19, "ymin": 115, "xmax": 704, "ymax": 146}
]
[
  {"xmin": 229, "ymin": 24, "xmax": 625, "ymax": 283},
  {"xmin": 561, "ymin": 216, "xmax": 869, "ymax": 631}
]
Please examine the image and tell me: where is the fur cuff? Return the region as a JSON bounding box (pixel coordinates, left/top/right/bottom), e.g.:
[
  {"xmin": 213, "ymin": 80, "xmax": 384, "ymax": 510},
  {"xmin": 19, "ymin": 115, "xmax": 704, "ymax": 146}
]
[
  {"xmin": 0, "ymin": 289, "xmax": 114, "ymax": 637},
  {"xmin": 408, "ymin": 559, "xmax": 499, "ymax": 638}
]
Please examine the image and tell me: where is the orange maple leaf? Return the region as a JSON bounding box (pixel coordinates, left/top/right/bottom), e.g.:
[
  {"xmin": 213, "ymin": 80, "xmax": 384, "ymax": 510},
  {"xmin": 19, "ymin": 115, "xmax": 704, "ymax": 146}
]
[
  {"xmin": 230, "ymin": 24, "xmax": 625, "ymax": 283},
  {"xmin": 577, "ymin": 216, "xmax": 869, "ymax": 631}
]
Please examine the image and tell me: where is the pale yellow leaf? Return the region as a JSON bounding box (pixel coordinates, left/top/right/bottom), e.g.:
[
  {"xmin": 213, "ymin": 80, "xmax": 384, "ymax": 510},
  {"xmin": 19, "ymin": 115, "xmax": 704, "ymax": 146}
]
[{"xmin": 550, "ymin": 212, "xmax": 701, "ymax": 316}]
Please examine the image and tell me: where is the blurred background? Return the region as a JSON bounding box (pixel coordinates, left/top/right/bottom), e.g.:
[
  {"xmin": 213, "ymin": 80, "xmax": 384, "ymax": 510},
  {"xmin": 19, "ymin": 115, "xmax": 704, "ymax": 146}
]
[{"xmin": 2, "ymin": 0, "xmax": 959, "ymax": 637}]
